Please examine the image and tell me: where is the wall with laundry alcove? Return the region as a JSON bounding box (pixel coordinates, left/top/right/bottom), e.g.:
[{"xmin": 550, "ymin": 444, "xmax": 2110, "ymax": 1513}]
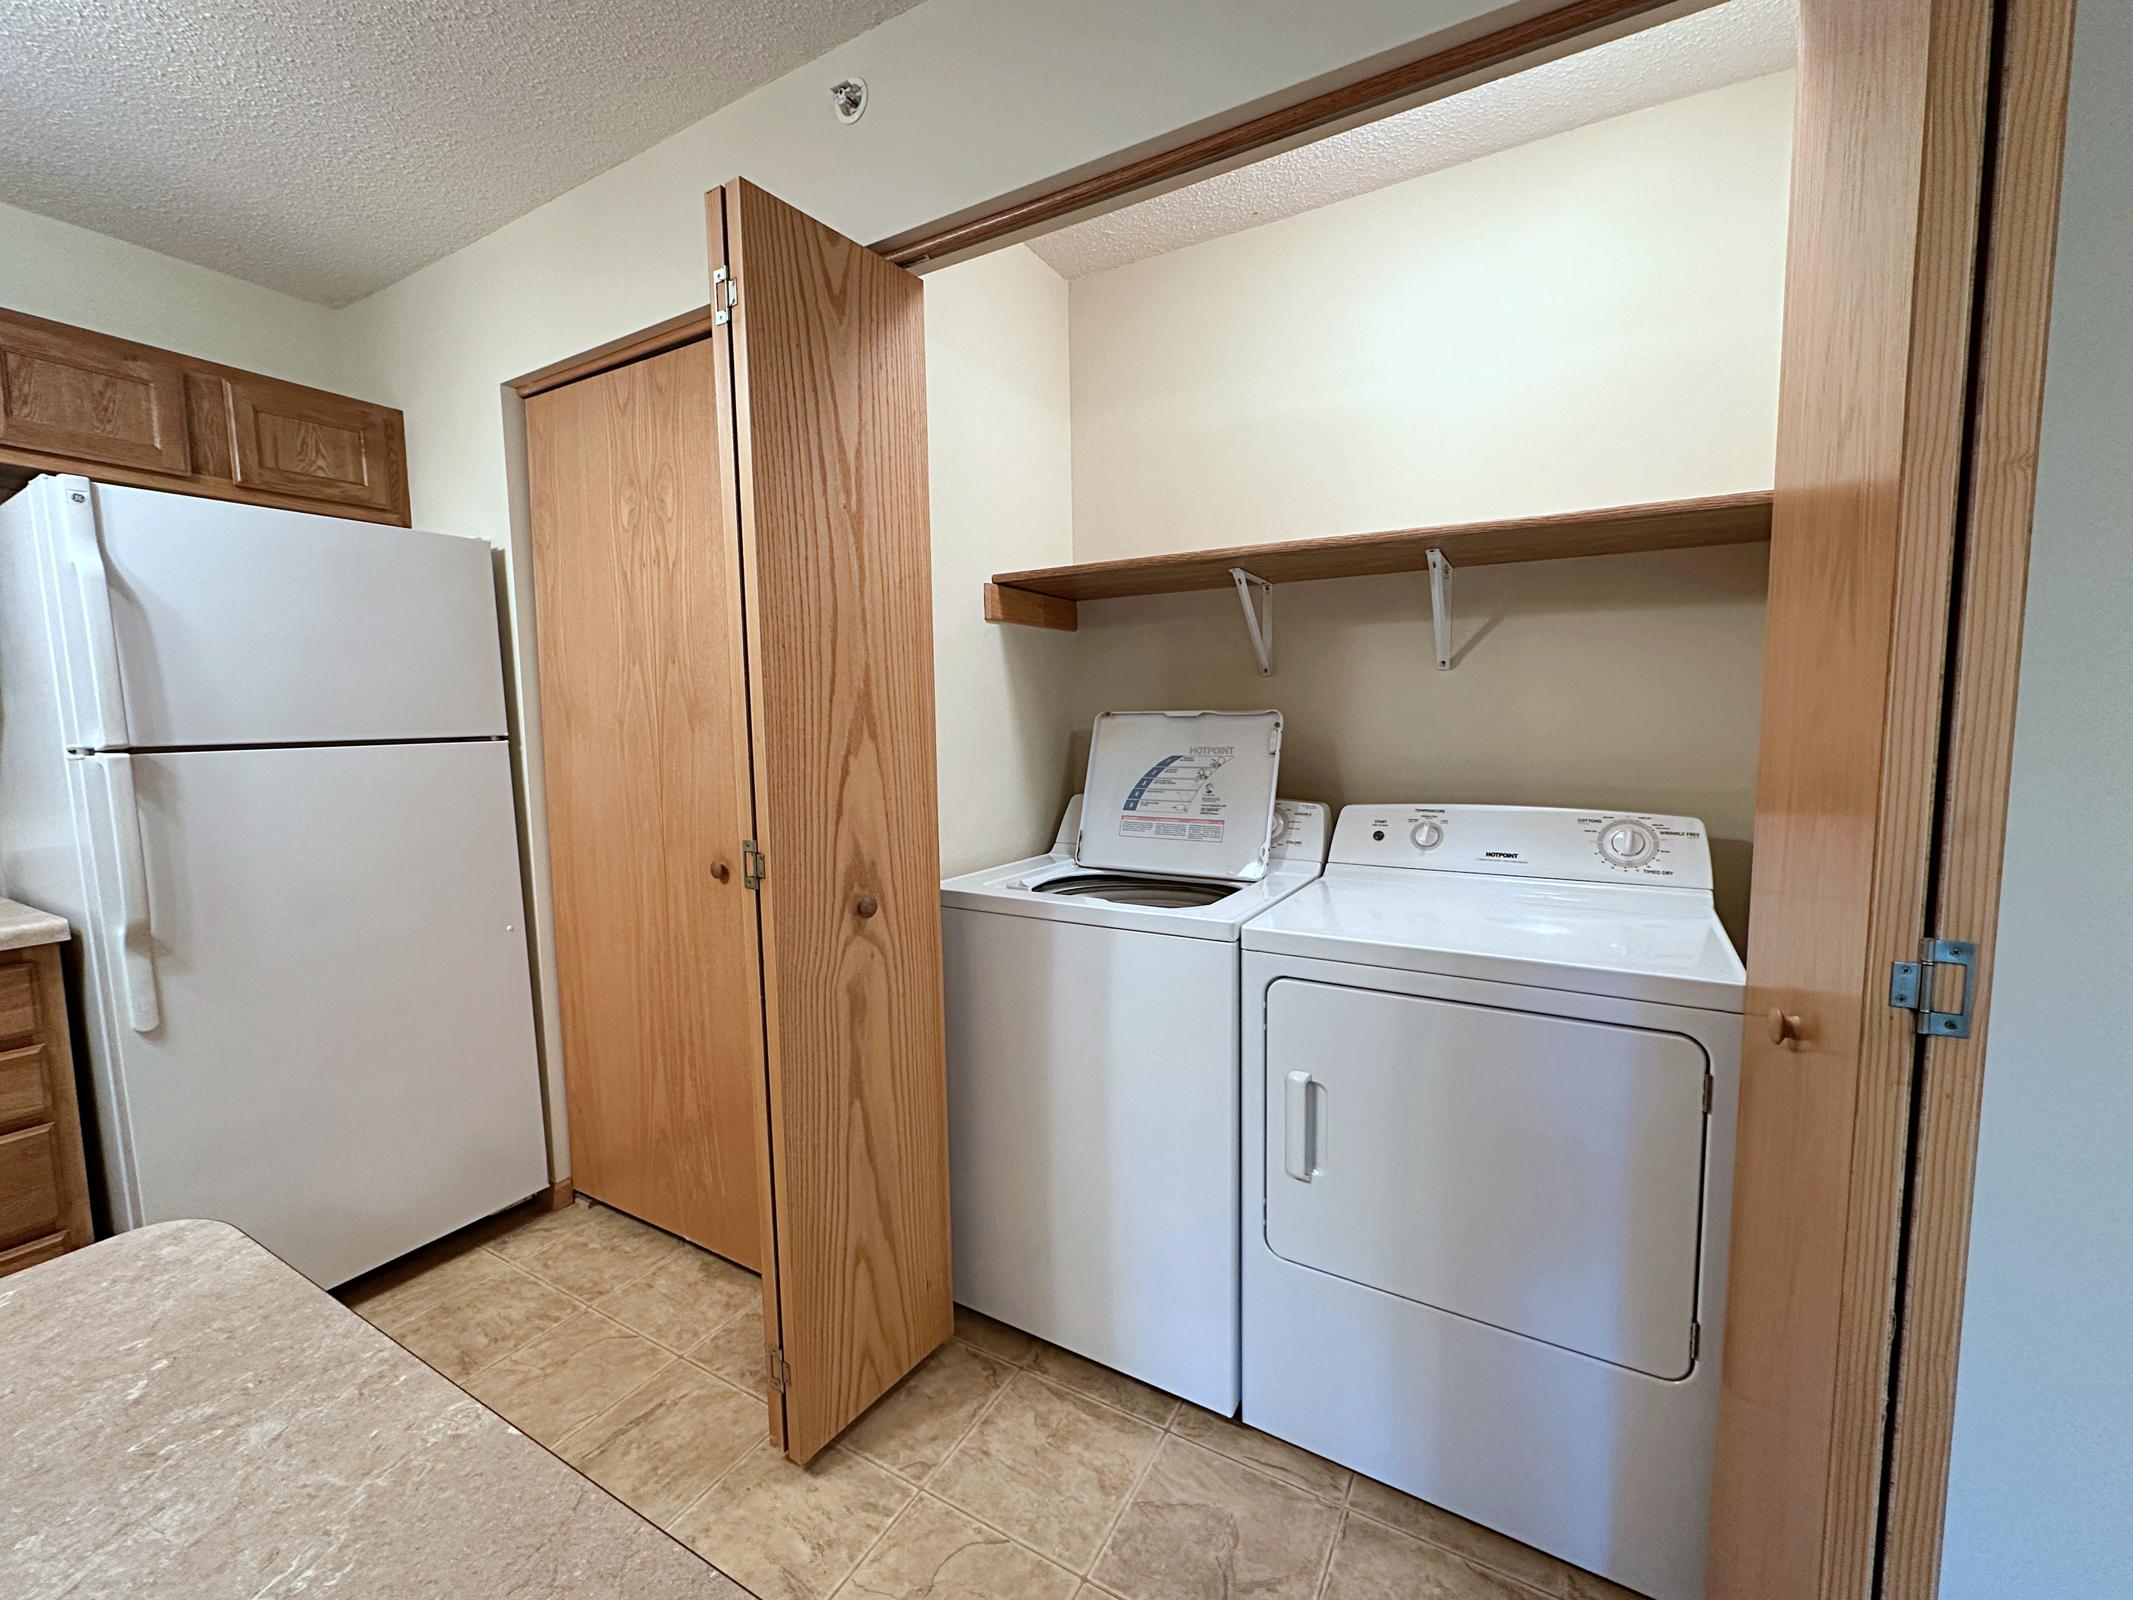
[{"xmin": 930, "ymin": 71, "xmax": 1796, "ymax": 938}]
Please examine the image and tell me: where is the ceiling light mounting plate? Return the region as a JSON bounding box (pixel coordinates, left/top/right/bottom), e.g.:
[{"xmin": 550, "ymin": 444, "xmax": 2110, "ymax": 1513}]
[{"xmin": 831, "ymin": 77, "xmax": 868, "ymax": 124}]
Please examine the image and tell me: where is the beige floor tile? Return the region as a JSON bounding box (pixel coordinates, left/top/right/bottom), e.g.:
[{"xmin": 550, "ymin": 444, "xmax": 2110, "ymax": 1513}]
[
  {"xmin": 595, "ymin": 1248, "xmax": 761, "ymax": 1351},
  {"xmin": 671, "ymin": 1441, "xmax": 914, "ymax": 1600},
  {"xmin": 464, "ymin": 1311, "xmax": 675, "ymax": 1446},
  {"xmin": 691, "ymin": 1304, "xmax": 770, "ymax": 1398},
  {"xmin": 838, "ymin": 1494, "xmax": 1080, "ymax": 1600},
  {"xmin": 1029, "ymin": 1343, "xmax": 1181, "ymax": 1426},
  {"xmin": 842, "ymin": 1339, "xmax": 1014, "ymax": 1483},
  {"xmin": 1168, "ymin": 1404, "xmax": 1350, "ymax": 1503},
  {"xmin": 1093, "ymin": 1436, "xmax": 1340, "ymax": 1600},
  {"xmin": 952, "ymin": 1305, "xmax": 1037, "ymax": 1365},
  {"xmin": 929, "ymin": 1371, "xmax": 1162, "ymax": 1571},
  {"xmin": 558, "ymin": 1361, "xmax": 768, "ymax": 1527},
  {"xmin": 337, "ymin": 1232, "xmax": 508, "ymax": 1333},
  {"xmin": 490, "ymin": 1200, "xmax": 689, "ymax": 1300},
  {"xmin": 386, "ymin": 1264, "xmax": 579, "ymax": 1382},
  {"xmin": 1560, "ymin": 1566, "xmax": 1645, "ymax": 1600},
  {"xmin": 1347, "ymin": 1475, "xmax": 1569, "ymax": 1594},
  {"xmin": 1322, "ymin": 1513, "xmax": 1541, "ymax": 1600}
]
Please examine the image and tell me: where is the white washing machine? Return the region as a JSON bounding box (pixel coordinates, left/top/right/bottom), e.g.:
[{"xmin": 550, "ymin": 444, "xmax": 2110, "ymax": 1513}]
[
  {"xmin": 941, "ymin": 709, "xmax": 1327, "ymax": 1412},
  {"xmin": 1241, "ymin": 804, "xmax": 1745, "ymax": 1600}
]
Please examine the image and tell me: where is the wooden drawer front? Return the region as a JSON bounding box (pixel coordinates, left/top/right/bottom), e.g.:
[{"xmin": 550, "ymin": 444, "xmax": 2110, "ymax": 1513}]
[
  {"xmin": 0, "ymin": 1123, "xmax": 61, "ymax": 1246},
  {"xmin": 0, "ymin": 1231, "xmax": 67, "ymax": 1277},
  {"xmin": 226, "ymin": 376, "xmax": 404, "ymax": 512},
  {"xmin": 0, "ymin": 320, "xmax": 190, "ymax": 474},
  {"xmin": 0, "ymin": 1045, "xmax": 50, "ymax": 1132},
  {"xmin": 0, "ymin": 960, "xmax": 37, "ymax": 1045}
]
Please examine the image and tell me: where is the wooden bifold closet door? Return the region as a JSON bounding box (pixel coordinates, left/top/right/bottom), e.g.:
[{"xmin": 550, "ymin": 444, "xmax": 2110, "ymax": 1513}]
[{"xmin": 526, "ymin": 178, "xmax": 950, "ymax": 1463}]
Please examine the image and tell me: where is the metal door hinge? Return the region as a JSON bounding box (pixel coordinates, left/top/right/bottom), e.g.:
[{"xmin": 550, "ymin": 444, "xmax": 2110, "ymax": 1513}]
[
  {"xmin": 1889, "ymin": 937, "xmax": 1978, "ymax": 1037},
  {"xmin": 1689, "ymin": 1321, "xmax": 1701, "ymax": 1363},
  {"xmin": 1701, "ymin": 1074, "xmax": 1713, "ymax": 1115},
  {"xmin": 766, "ymin": 1345, "xmax": 790, "ymax": 1391},
  {"xmin": 743, "ymin": 840, "xmax": 767, "ymax": 890},
  {"xmin": 714, "ymin": 265, "xmax": 738, "ymax": 325}
]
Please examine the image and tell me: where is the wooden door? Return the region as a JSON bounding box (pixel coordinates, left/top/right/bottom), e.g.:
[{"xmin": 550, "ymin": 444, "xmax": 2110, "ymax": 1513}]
[
  {"xmin": 1708, "ymin": 0, "xmax": 2030, "ymax": 1590},
  {"xmin": 711, "ymin": 178, "xmax": 951, "ymax": 1461},
  {"xmin": 525, "ymin": 340, "xmax": 763, "ymax": 1270}
]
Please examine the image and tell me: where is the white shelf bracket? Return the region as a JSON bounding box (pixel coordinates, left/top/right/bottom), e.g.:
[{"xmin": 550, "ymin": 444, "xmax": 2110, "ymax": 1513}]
[
  {"xmin": 1230, "ymin": 566, "xmax": 1275, "ymax": 676},
  {"xmin": 1427, "ymin": 548, "xmax": 1454, "ymax": 670}
]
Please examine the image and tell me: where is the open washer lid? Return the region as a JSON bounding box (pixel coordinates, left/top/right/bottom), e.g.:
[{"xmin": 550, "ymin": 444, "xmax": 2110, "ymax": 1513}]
[{"xmin": 1074, "ymin": 709, "xmax": 1285, "ymax": 883}]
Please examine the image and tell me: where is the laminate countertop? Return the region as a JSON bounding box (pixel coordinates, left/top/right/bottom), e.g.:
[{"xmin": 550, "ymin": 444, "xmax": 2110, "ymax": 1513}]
[
  {"xmin": 0, "ymin": 1219, "xmax": 748, "ymax": 1598},
  {"xmin": 0, "ymin": 897, "xmax": 67, "ymax": 951}
]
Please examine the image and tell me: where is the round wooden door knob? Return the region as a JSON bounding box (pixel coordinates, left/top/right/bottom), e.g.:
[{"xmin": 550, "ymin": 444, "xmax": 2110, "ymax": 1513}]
[
  {"xmin": 1768, "ymin": 1007, "xmax": 1804, "ymax": 1047},
  {"xmin": 709, "ymin": 860, "xmax": 731, "ymax": 883},
  {"xmin": 854, "ymin": 894, "xmax": 880, "ymax": 920}
]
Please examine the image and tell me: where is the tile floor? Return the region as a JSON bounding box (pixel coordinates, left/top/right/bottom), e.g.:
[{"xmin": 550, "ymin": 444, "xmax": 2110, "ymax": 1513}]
[{"xmin": 340, "ymin": 1198, "xmax": 1642, "ymax": 1600}]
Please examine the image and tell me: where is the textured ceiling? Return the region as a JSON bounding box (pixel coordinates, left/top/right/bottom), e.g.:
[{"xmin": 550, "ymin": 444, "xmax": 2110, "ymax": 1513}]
[
  {"xmin": 0, "ymin": 0, "xmax": 921, "ymax": 306},
  {"xmin": 1028, "ymin": 0, "xmax": 1798, "ymax": 280}
]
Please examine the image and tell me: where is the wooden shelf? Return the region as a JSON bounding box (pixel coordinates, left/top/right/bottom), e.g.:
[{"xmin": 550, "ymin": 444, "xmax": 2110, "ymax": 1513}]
[{"xmin": 983, "ymin": 490, "xmax": 1774, "ymax": 631}]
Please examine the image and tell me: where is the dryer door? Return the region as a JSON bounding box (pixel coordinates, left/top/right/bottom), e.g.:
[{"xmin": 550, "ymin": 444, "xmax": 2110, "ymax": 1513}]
[{"xmin": 1263, "ymin": 979, "xmax": 1709, "ymax": 1378}]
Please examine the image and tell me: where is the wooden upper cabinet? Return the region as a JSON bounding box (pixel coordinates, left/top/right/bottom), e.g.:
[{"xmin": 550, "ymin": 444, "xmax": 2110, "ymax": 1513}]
[
  {"xmin": 226, "ymin": 374, "xmax": 405, "ymax": 513},
  {"xmin": 0, "ymin": 307, "xmax": 410, "ymax": 525},
  {"xmin": 0, "ymin": 317, "xmax": 190, "ymax": 474}
]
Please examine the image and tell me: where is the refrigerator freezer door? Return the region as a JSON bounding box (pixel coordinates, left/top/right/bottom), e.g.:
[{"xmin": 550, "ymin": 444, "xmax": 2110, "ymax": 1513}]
[
  {"xmin": 77, "ymin": 479, "xmax": 507, "ymax": 748},
  {"xmin": 77, "ymin": 741, "xmax": 547, "ymax": 1286}
]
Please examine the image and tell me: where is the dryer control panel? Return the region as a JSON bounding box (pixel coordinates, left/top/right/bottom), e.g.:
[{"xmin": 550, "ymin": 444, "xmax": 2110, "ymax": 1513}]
[{"xmin": 1329, "ymin": 803, "xmax": 1714, "ymax": 890}]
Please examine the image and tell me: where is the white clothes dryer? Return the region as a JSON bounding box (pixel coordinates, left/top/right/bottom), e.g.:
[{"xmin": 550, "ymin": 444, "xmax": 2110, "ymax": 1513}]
[
  {"xmin": 1240, "ymin": 803, "xmax": 1745, "ymax": 1600},
  {"xmin": 941, "ymin": 709, "xmax": 1326, "ymax": 1412}
]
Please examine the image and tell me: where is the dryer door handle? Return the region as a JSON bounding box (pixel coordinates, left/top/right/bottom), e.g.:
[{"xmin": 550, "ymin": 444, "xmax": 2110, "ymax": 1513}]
[{"xmin": 1283, "ymin": 1070, "xmax": 1324, "ymax": 1182}]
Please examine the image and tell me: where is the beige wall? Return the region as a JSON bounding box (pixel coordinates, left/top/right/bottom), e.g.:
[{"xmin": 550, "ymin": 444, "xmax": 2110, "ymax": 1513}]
[
  {"xmin": 0, "ymin": 199, "xmax": 346, "ymax": 391},
  {"xmin": 1044, "ymin": 75, "xmax": 1795, "ymax": 935},
  {"xmin": 926, "ymin": 245, "xmax": 1080, "ymax": 874},
  {"xmin": 1070, "ymin": 74, "xmax": 1793, "ymax": 557}
]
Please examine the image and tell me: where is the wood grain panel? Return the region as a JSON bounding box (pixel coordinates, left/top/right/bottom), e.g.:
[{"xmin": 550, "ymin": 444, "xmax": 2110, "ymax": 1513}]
[
  {"xmin": 0, "ymin": 318, "xmax": 189, "ymax": 474},
  {"xmin": 0, "ymin": 1124, "xmax": 62, "ymax": 1246},
  {"xmin": 0, "ymin": 1046, "xmax": 51, "ymax": 1133},
  {"xmin": 982, "ymin": 581, "xmax": 1078, "ymax": 631},
  {"xmin": 1708, "ymin": 1, "xmax": 1995, "ymax": 1592},
  {"xmin": 0, "ymin": 305, "xmax": 411, "ymax": 525},
  {"xmin": 0, "ymin": 961, "xmax": 37, "ymax": 1044},
  {"xmin": 1880, "ymin": 3, "xmax": 2076, "ymax": 1591},
  {"xmin": 0, "ymin": 1231, "xmax": 67, "ymax": 1278},
  {"xmin": 525, "ymin": 340, "xmax": 764, "ymax": 1271},
  {"xmin": 987, "ymin": 491, "xmax": 1771, "ymax": 608},
  {"xmin": 718, "ymin": 178, "xmax": 951, "ymax": 1462},
  {"xmin": 877, "ymin": 0, "xmax": 1677, "ymax": 268},
  {"xmin": 25, "ymin": 948, "xmax": 90, "ymax": 1255},
  {"xmin": 228, "ymin": 375, "xmax": 405, "ymax": 513}
]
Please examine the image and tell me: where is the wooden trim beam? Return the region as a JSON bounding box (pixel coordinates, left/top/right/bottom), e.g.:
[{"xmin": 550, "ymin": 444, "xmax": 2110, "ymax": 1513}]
[
  {"xmin": 983, "ymin": 582, "xmax": 1078, "ymax": 631},
  {"xmin": 874, "ymin": 0, "xmax": 1682, "ymax": 269},
  {"xmin": 983, "ymin": 491, "xmax": 1770, "ymax": 616},
  {"xmin": 508, "ymin": 305, "xmax": 717, "ymax": 398}
]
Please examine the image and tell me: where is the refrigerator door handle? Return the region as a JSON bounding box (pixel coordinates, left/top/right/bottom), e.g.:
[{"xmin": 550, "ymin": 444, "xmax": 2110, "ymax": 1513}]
[
  {"xmin": 56, "ymin": 482, "xmax": 130, "ymax": 750},
  {"xmin": 91, "ymin": 756, "xmax": 160, "ymax": 1033}
]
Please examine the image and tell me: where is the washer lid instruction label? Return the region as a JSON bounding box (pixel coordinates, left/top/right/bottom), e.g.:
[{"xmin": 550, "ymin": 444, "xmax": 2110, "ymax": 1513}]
[{"xmin": 1121, "ymin": 746, "xmax": 1235, "ymax": 841}]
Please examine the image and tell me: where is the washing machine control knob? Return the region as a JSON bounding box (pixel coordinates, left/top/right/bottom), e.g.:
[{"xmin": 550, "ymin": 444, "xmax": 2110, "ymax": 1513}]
[
  {"xmin": 1598, "ymin": 819, "xmax": 1660, "ymax": 868},
  {"xmin": 1410, "ymin": 820, "xmax": 1444, "ymax": 851}
]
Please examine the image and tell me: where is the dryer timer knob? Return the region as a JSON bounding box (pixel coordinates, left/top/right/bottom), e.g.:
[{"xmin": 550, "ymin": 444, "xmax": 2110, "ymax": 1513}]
[{"xmin": 1599, "ymin": 819, "xmax": 1660, "ymax": 868}]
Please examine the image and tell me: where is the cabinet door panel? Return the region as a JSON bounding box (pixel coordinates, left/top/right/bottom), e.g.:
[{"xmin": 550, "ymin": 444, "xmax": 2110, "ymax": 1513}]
[
  {"xmin": 0, "ymin": 320, "xmax": 189, "ymax": 473},
  {"xmin": 227, "ymin": 375, "xmax": 405, "ymax": 513},
  {"xmin": 525, "ymin": 340, "xmax": 764, "ymax": 1272},
  {"xmin": 717, "ymin": 177, "xmax": 950, "ymax": 1462}
]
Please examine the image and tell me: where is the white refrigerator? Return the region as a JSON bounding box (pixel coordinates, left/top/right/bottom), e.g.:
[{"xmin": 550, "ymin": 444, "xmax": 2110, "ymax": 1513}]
[{"xmin": 0, "ymin": 475, "xmax": 549, "ymax": 1286}]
